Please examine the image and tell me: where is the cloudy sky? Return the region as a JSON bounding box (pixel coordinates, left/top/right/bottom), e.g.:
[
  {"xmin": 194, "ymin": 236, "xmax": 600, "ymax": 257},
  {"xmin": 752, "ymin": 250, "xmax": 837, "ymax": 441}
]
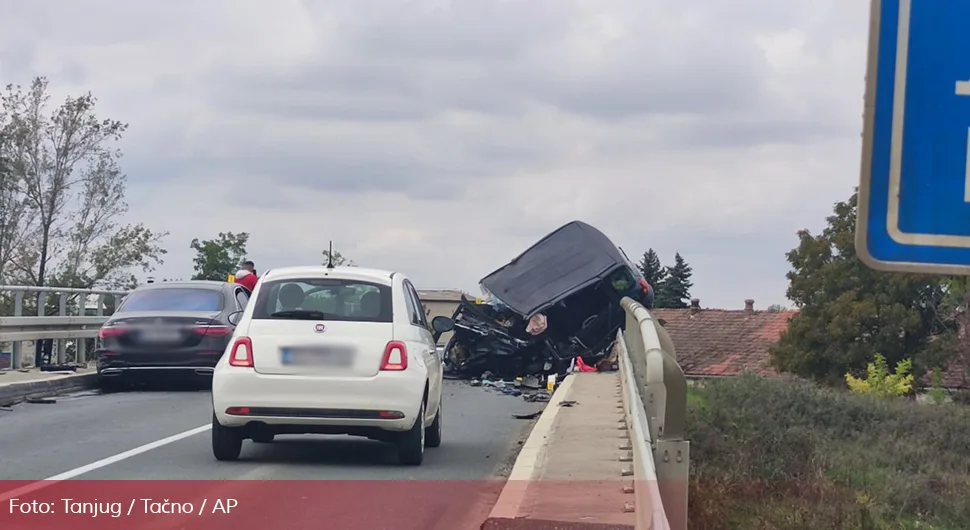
[{"xmin": 0, "ymin": 0, "xmax": 869, "ymax": 309}]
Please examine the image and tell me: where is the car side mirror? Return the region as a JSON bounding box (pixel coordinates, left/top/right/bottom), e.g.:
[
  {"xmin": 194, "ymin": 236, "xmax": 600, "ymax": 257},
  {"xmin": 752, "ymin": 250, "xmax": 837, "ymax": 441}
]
[
  {"xmin": 228, "ymin": 310, "xmax": 243, "ymax": 326},
  {"xmin": 431, "ymin": 316, "xmax": 455, "ymax": 343}
]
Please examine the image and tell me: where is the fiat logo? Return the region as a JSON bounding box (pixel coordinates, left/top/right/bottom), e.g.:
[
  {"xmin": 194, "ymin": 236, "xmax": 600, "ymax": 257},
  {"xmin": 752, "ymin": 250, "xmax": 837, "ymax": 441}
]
[{"xmin": 314, "ymin": 323, "xmax": 326, "ymax": 333}]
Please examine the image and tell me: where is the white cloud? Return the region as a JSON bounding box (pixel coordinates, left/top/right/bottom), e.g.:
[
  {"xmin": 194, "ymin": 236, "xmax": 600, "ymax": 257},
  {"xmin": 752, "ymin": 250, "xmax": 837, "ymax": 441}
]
[{"xmin": 0, "ymin": 0, "xmax": 871, "ymax": 309}]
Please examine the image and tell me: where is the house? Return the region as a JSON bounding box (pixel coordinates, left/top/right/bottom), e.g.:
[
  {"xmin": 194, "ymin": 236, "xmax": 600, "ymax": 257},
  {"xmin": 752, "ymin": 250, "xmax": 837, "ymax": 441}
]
[
  {"xmin": 416, "ymin": 289, "xmax": 470, "ymax": 345},
  {"xmin": 653, "ymin": 298, "xmax": 970, "ymax": 390},
  {"xmin": 651, "ymin": 299, "xmax": 796, "ymax": 379}
]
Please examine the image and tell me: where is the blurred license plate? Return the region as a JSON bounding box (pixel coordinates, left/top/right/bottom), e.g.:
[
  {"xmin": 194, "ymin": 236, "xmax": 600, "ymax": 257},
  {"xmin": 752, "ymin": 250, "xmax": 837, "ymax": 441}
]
[
  {"xmin": 280, "ymin": 346, "xmax": 354, "ymax": 366},
  {"xmin": 141, "ymin": 328, "xmax": 181, "ymax": 342}
]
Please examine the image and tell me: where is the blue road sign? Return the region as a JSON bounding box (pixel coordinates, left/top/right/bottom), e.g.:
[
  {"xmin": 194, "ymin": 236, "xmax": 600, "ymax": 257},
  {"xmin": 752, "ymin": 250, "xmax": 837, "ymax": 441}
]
[{"xmin": 857, "ymin": 0, "xmax": 970, "ymax": 274}]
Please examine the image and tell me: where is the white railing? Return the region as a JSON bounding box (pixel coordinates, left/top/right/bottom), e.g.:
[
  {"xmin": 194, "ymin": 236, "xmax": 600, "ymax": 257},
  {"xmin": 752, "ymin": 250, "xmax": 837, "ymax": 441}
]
[
  {"xmin": 617, "ymin": 296, "xmax": 690, "ymax": 530},
  {"xmin": 0, "ymin": 285, "xmax": 130, "ymax": 368}
]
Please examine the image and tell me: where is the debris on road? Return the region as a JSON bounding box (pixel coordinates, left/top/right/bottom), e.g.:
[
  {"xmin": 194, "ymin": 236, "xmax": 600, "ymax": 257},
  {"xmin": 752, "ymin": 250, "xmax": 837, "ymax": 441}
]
[
  {"xmin": 512, "ymin": 410, "xmax": 543, "ymax": 420},
  {"xmin": 442, "ymin": 220, "xmax": 654, "ymax": 383},
  {"xmin": 25, "ymin": 396, "xmax": 56, "ymax": 404},
  {"xmin": 558, "ymin": 400, "xmax": 578, "ymax": 407}
]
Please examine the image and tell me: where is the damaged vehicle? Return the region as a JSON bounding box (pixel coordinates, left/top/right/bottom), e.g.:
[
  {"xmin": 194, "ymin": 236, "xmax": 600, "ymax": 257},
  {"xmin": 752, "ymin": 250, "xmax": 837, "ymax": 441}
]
[{"xmin": 444, "ymin": 220, "xmax": 654, "ymax": 379}]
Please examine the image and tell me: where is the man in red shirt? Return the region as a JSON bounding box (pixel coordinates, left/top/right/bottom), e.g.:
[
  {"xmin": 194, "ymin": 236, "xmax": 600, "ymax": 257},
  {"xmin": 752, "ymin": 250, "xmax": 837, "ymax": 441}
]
[{"xmin": 235, "ymin": 261, "xmax": 259, "ymax": 292}]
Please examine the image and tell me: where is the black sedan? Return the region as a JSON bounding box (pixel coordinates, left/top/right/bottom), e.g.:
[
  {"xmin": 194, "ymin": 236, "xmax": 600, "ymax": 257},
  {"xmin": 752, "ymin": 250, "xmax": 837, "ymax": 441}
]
[{"xmin": 95, "ymin": 281, "xmax": 250, "ymax": 389}]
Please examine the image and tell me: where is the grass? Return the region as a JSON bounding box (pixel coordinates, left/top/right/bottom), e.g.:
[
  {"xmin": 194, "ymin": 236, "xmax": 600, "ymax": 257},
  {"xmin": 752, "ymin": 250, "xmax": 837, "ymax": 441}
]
[{"xmin": 685, "ymin": 374, "xmax": 970, "ymax": 530}]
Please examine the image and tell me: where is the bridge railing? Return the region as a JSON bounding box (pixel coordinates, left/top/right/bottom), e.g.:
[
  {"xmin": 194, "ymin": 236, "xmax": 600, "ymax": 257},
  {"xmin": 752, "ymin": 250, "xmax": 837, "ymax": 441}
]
[
  {"xmin": 616, "ymin": 296, "xmax": 690, "ymax": 530},
  {"xmin": 0, "ymin": 285, "xmax": 130, "ymax": 369}
]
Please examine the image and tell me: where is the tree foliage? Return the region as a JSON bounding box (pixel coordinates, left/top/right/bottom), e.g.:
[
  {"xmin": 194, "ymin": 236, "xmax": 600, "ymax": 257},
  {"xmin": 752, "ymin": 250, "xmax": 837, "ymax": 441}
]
[
  {"xmin": 322, "ymin": 249, "xmax": 355, "ymax": 267},
  {"xmin": 845, "ymin": 353, "xmax": 914, "ymax": 397},
  {"xmin": 0, "ymin": 76, "xmax": 167, "ymax": 289},
  {"xmin": 637, "ymin": 249, "xmax": 665, "ymax": 289},
  {"xmin": 769, "ymin": 192, "xmax": 953, "ymax": 385},
  {"xmin": 655, "ymin": 252, "xmax": 693, "ymax": 308},
  {"xmin": 191, "ymin": 232, "xmax": 249, "ymax": 281}
]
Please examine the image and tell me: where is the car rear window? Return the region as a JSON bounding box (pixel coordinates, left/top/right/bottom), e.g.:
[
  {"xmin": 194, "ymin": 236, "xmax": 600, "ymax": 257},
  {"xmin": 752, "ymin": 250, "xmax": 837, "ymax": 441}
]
[
  {"xmin": 119, "ymin": 289, "xmax": 224, "ymax": 312},
  {"xmin": 251, "ymin": 278, "xmax": 393, "ymax": 323}
]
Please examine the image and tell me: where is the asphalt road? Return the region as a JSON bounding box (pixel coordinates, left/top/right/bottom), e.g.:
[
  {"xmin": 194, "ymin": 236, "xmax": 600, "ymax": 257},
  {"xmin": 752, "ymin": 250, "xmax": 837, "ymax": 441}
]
[{"xmin": 0, "ymin": 380, "xmax": 539, "ymax": 481}]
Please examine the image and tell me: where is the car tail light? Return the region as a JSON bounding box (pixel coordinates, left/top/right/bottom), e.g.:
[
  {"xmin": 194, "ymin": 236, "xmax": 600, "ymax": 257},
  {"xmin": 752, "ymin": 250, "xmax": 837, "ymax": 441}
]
[
  {"xmin": 98, "ymin": 326, "xmax": 127, "ymax": 339},
  {"xmin": 229, "ymin": 337, "xmax": 254, "ymax": 368},
  {"xmin": 192, "ymin": 325, "xmax": 233, "ymax": 337},
  {"xmin": 638, "ymin": 278, "xmax": 650, "ymax": 294},
  {"xmin": 380, "ymin": 341, "xmax": 408, "ymax": 371},
  {"xmin": 225, "ymin": 407, "xmax": 250, "ymax": 415}
]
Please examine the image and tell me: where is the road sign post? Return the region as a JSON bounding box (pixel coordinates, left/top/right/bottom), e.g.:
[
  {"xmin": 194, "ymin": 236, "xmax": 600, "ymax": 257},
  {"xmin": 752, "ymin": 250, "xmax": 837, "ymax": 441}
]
[{"xmin": 857, "ymin": 0, "xmax": 970, "ymax": 274}]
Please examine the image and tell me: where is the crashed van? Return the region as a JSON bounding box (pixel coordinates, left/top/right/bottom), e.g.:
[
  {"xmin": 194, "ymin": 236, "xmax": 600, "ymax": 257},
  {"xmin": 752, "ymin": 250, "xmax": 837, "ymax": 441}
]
[{"xmin": 443, "ymin": 221, "xmax": 654, "ymax": 379}]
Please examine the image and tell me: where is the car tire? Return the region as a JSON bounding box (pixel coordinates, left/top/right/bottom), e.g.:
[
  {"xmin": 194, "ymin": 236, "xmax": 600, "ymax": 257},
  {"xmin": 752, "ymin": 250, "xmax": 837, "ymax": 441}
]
[
  {"xmin": 211, "ymin": 413, "xmax": 243, "ymax": 461},
  {"xmin": 251, "ymin": 433, "xmax": 275, "ymax": 444},
  {"xmin": 425, "ymin": 401, "xmax": 442, "ymax": 449},
  {"xmin": 397, "ymin": 401, "xmax": 425, "ymax": 466}
]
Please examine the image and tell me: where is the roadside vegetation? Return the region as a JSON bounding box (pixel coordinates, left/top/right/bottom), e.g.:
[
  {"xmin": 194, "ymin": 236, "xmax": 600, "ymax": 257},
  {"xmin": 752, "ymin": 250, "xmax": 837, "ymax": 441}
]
[{"xmin": 685, "ymin": 373, "xmax": 970, "ymax": 530}]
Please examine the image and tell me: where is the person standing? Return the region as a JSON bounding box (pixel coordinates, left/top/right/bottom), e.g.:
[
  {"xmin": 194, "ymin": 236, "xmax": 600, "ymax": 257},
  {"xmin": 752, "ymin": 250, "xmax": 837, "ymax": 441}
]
[{"xmin": 235, "ymin": 261, "xmax": 259, "ymax": 292}]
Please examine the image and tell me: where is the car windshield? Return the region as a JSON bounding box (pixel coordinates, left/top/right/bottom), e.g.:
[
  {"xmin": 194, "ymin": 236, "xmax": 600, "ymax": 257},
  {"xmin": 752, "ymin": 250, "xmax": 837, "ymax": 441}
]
[
  {"xmin": 119, "ymin": 288, "xmax": 224, "ymax": 312},
  {"xmin": 252, "ymin": 278, "xmax": 393, "ymax": 323}
]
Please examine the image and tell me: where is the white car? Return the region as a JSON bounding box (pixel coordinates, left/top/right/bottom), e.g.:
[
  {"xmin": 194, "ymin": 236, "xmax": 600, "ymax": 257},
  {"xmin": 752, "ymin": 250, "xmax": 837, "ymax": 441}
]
[{"xmin": 209, "ymin": 266, "xmax": 454, "ymax": 465}]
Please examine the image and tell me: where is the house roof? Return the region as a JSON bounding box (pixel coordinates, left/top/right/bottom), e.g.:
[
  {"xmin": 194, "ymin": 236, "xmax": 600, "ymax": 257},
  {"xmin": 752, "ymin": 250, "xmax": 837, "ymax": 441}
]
[
  {"xmin": 655, "ymin": 299, "xmax": 970, "ymax": 389},
  {"xmin": 652, "ymin": 300, "xmax": 796, "ymax": 378},
  {"xmin": 416, "ymin": 289, "xmax": 468, "ymax": 302}
]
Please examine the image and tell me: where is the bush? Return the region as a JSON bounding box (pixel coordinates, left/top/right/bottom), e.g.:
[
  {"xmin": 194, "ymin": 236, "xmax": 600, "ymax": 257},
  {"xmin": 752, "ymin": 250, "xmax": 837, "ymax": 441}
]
[
  {"xmin": 686, "ymin": 374, "xmax": 970, "ymax": 530},
  {"xmin": 845, "ymin": 354, "xmax": 914, "ymax": 398}
]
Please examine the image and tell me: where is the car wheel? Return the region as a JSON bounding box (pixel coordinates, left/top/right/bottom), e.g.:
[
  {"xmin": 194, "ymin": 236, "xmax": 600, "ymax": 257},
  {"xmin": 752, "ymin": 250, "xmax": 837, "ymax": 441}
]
[
  {"xmin": 251, "ymin": 433, "xmax": 275, "ymax": 444},
  {"xmin": 211, "ymin": 413, "xmax": 243, "ymax": 461},
  {"xmin": 425, "ymin": 401, "xmax": 442, "ymax": 448},
  {"xmin": 397, "ymin": 400, "xmax": 425, "ymax": 466}
]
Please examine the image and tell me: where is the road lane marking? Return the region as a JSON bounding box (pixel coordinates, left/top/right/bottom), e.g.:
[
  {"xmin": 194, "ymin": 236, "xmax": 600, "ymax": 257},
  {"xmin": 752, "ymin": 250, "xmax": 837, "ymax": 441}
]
[{"xmin": 0, "ymin": 423, "xmax": 211, "ymax": 502}]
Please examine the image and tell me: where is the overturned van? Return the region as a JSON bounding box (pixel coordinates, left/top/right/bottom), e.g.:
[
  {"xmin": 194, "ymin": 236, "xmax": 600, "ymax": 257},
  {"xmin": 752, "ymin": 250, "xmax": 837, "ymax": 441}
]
[{"xmin": 443, "ymin": 221, "xmax": 654, "ymax": 379}]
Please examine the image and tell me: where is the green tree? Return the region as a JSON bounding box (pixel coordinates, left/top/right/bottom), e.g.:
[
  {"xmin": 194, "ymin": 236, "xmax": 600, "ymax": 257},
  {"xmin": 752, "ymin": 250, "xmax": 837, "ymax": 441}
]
[
  {"xmin": 637, "ymin": 249, "xmax": 665, "ymax": 289},
  {"xmin": 769, "ymin": 191, "xmax": 953, "ymax": 385},
  {"xmin": 766, "ymin": 304, "xmax": 786, "ymax": 312},
  {"xmin": 322, "ymin": 249, "xmax": 356, "ymax": 267},
  {"xmin": 190, "ymin": 232, "xmax": 250, "ymax": 281},
  {"xmin": 655, "ymin": 253, "xmax": 693, "ymax": 308},
  {"xmin": 0, "ymin": 76, "xmax": 168, "ymax": 290}
]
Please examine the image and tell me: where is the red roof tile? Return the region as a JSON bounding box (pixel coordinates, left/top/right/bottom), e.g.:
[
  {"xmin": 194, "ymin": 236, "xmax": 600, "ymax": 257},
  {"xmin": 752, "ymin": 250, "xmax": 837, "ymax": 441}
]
[{"xmin": 651, "ymin": 307, "xmax": 797, "ymax": 378}]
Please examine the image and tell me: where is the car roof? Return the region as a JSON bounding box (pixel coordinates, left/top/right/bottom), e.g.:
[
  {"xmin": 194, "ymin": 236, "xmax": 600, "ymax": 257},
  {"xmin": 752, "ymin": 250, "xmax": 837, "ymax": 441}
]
[
  {"xmin": 136, "ymin": 281, "xmax": 227, "ymax": 291},
  {"xmin": 262, "ymin": 266, "xmax": 396, "ymax": 285}
]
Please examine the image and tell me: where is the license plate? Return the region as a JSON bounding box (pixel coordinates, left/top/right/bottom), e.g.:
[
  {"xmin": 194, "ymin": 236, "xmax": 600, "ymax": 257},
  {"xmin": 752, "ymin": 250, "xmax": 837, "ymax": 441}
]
[
  {"xmin": 280, "ymin": 346, "xmax": 354, "ymax": 367},
  {"xmin": 141, "ymin": 329, "xmax": 181, "ymax": 342}
]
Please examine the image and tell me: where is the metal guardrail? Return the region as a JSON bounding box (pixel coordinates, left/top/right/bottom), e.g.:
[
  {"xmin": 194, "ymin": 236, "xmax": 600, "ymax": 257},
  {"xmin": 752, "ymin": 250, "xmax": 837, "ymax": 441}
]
[
  {"xmin": 617, "ymin": 296, "xmax": 690, "ymax": 530},
  {"xmin": 0, "ymin": 285, "xmax": 130, "ymax": 368}
]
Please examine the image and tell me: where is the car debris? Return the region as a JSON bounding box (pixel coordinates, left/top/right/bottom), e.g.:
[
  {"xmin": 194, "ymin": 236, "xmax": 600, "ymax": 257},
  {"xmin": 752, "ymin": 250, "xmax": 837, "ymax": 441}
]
[{"xmin": 442, "ymin": 220, "xmax": 653, "ymax": 384}]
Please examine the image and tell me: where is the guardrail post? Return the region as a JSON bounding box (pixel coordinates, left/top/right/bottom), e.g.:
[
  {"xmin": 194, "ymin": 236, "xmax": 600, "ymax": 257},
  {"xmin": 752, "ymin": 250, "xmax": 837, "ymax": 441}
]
[
  {"xmin": 647, "ymin": 343, "xmax": 689, "ymax": 530},
  {"xmin": 77, "ymin": 295, "xmax": 88, "ymax": 364},
  {"xmin": 11, "ymin": 290, "xmax": 24, "ymax": 369},
  {"xmin": 57, "ymin": 292, "xmax": 68, "ymax": 364}
]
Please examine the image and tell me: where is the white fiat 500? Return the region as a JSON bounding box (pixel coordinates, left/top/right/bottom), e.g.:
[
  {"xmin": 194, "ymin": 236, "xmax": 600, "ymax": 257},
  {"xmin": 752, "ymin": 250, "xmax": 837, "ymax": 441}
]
[{"xmin": 210, "ymin": 266, "xmax": 454, "ymax": 466}]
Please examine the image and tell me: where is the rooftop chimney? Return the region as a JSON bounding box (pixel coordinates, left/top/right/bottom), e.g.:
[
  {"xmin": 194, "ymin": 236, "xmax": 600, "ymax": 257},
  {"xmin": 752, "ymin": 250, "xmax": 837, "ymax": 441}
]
[
  {"xmin": 690, "ymin": 298, "xmax": 700, "ymax": 314},
  {"xmin": 744, "ymin": 299, "xmax": 755, "ymax": 314}
]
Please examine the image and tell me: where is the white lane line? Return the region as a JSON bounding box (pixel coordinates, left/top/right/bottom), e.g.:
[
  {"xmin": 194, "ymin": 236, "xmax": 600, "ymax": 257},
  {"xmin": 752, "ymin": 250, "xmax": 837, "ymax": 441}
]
[{"xmin": 0, "ymin": 424, "xmax": 211, "ymax": 502}]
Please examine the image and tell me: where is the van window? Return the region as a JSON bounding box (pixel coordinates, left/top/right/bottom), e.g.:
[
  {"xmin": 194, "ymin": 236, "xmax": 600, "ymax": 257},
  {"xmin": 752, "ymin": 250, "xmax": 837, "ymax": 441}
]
[
  {"xmin": 608, "ymin": 267, "xmax": 636, "ymax": 294},
  {"xmin": 251, "ymin": 278, "xmax": 393, "ymax": 323}
]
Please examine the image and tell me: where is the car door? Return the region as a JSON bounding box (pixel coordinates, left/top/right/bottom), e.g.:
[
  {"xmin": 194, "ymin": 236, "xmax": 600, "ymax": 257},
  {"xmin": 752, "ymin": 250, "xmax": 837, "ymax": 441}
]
[
  {"xmin": 402, "ymin": 279, "xmax": 441, "ymax": 421},
  {"xmin": 232, "ymin": 288, "xmax": 250, "ymax": 326}
]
